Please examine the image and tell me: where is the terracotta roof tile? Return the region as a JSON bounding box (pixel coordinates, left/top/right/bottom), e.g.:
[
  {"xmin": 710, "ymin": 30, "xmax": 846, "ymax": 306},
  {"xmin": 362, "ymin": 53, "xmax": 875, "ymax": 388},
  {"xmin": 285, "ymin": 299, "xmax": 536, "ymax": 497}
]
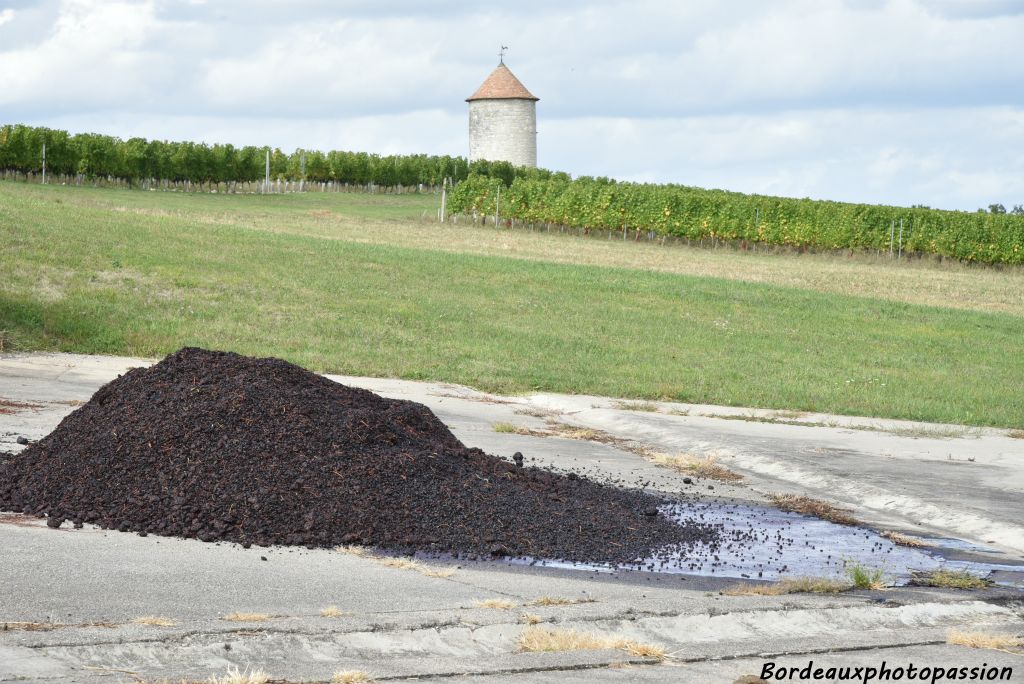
[{"xmin": 466, "ymin": 64, "xmax": 539, "ymax": 102}]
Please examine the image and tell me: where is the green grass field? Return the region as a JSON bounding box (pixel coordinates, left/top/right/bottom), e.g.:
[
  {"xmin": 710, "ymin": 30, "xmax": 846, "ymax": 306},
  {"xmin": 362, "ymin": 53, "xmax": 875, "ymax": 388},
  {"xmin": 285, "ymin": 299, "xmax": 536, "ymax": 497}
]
[{"xmin": 2, "ymin": 182, "xmax": 1022, "ymax": 428}]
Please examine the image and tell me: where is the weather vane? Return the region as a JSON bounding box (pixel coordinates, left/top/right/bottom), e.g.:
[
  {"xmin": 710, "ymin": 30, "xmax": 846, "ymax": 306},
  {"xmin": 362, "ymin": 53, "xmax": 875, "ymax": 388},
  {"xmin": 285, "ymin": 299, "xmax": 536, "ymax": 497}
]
[{"xmin": 499, "ymin": 45, "xmax": 509, "ymax": 64}]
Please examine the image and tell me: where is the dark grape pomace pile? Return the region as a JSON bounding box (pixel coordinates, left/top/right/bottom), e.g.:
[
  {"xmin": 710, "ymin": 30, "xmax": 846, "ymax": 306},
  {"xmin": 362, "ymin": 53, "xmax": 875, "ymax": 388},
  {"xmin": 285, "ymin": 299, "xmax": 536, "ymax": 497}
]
[{"xmin": 0, "ymin": 348, "xmax": 717, "ymax": 563}]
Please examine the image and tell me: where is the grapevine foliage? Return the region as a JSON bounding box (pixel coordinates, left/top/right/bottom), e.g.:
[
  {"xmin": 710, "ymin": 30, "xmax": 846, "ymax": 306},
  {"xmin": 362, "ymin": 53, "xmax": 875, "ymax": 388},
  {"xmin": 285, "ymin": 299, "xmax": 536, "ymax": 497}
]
[
  {"xmin": 3, "ymin": 123, "xmax": 1021, "ymax": 263},
  {"xmin": 447, "ymin": 175, "xmax": 1024, "ymax": 264}
]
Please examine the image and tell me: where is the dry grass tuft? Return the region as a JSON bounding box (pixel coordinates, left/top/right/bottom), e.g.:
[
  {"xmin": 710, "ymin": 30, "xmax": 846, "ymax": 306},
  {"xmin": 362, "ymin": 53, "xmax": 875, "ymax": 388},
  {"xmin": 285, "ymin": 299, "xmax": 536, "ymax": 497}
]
[
  {"xmin": 320, "ymin": 605, "xmax": 345, "ymax": 618},
  {"xmin": 473, "ymin": 598, "xmax": 518, "ymax": 610},
  {"xmin": 614, "ymin": 400, "xmax": 660, "ymax": 412},
  {"xmin": 376, "ymin": 557, "xmax": 422, "ymax": 571},
  {"xmin": 335, "ymin": 544, "xmax": 371, "ymax": 557},
  {"xmin": 912, "ymin": 569, "xmax": 992, "ymax": 590},
  {"xmin": 220, "ymin": 612, "xmax": 272, "ymax": 622},
  {"xmin": 434, "ymin": 391, "xmax": 513, "ymax": 405},
  {"xmin": 205, "ymin": 667, "xmax": 270, "ymax": 684},
  {"xmin": 722, "ymin": 584, "xmax": 784, "ymax": 597},
  {"xmin": 545, "ymin": 422, "xmax": 615, "ymax": 443},
  {"xmin": 947, "ymin": 629, "xmax": 1024, "ymax": 652},
  {"xmin": 648, "ymin": 452, "xmax": 743, "ymax": 482},
  {"xmin": 492, "ymin": 421, "xmax": 535, "ymax": 435},
  {"xmin": 1, "ymin": 621, "xmax": 117, "ymax": 632},
  {"xmin": 336, "ymin": 546, "xmax": 454, "ymax": 578},
  {"xmin": 418, "ymin": 566, "xmax": 457, "ymax": 579},
  {"xmin": 880, "ymin": 530, "xmax": 932, "ymax": 547},
  {"xmin": 527, "ymin": 596, "xmax": 596, "ymax": 606},
  {"xmin": 768, "ymin": 494, "xmax": 860, "ymax": 526},
  {"xmin": 1, "ymin": 622, "xmax": 61, "ymax": 632},
  {"xmin": 887, "ymin": 424, "xmax": 980, "ymax": 440},
  {"xmin": 623, "ymin": 641, "xmax": 667, "ymax": 659},
  {"xmin": 376, "ymin": 556, "xmax": 456, "ymax": 578},
  {"xmin": 514, "ymin": 407, "xmax": 563, "ymax": 418},
  {"xmin": 332, "ymin": 671, "xmax": 374, "ymax": 683},
  {"xmin": 0, "ymin": 398, "xmax": 44, "ymax": 414},
  {"xmin": 782, "ymin": 577, "xmax": 851, "ymax": 593},
  {"xmin": 132, "ymin": 615, "xmax": 177, "ymax": 627},
  {"xmin": 510, "ymin": 420, "xmax": 654, "ymax": 457},
  {"xmin": 521, "ymin": 613, "xmax": 544, "ymax": 625},
  {"xmin": 518, "ymin": 627, "xmax": 621, "ymax": 652},
  {"xmin": 723, "ymin": 577, "xmax": 850, "ymax": 596},
  {"xmin": 518, "ymin": 627, "xmax": 665, "ymax": 661}
]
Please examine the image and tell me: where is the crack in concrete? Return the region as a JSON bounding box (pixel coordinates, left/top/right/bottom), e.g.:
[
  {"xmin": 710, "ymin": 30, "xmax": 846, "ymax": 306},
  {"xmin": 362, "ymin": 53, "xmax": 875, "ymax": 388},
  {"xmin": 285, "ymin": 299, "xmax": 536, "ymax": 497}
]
[
  {"xmin": 15, "ymin": 617, "xmax": 471, "ymax": 650},
  {"xmin": 11, "ymin": 595, "xmax": 993, "ymax": 651},
  {"xmin": 363, "ymin": 657, "xmax": 661, "ymax": 681}
]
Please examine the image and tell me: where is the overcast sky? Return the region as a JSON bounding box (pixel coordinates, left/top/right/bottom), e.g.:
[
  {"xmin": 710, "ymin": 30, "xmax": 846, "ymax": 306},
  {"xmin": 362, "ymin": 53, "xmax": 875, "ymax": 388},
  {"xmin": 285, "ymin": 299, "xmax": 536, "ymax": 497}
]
[{"xmin": 1, "ymin": 0, "xmax": 1022, "ymax": 210}]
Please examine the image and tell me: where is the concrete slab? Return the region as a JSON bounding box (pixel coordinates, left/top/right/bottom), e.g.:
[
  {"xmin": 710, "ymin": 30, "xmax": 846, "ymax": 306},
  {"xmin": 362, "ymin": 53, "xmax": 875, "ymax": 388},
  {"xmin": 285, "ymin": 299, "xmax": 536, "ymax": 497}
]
[
  {"xmin": 2, "ymin": 352, "xmax": 1023, "ymax": 682},
  {"xmin": 412, "ymin": 644, "xmax": 1023, "ymax": 683}
]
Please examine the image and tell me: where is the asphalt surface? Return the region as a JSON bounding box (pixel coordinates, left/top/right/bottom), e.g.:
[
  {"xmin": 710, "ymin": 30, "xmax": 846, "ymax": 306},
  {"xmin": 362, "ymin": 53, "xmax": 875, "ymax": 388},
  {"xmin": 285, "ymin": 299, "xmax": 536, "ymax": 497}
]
[{"xmin": 2, "ymin": 353, "xmax": 1022, "ymax": 683}]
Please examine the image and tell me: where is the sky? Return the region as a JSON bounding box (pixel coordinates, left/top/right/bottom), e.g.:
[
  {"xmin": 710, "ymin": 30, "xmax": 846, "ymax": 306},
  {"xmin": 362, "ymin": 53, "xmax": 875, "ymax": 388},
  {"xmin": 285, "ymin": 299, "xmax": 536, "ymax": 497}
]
[{"xmin": 1, "ymin": 0, "xmax": 1023, "ymax": 210}]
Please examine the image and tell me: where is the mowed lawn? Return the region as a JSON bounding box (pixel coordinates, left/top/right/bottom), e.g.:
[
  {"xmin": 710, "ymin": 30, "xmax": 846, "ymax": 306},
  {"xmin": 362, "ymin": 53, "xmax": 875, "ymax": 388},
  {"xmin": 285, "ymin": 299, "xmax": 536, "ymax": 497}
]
[{"xmin": 1, "ymin": 182, "xmax": 1022, "ymax": 428}]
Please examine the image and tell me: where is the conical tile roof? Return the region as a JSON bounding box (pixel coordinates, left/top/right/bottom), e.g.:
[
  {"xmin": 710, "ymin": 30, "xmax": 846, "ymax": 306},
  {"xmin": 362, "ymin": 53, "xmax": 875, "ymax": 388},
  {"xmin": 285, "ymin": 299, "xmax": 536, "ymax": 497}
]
[{"xmin": 466, "ymin": 63, "xmax": 539, "ymax": 102}]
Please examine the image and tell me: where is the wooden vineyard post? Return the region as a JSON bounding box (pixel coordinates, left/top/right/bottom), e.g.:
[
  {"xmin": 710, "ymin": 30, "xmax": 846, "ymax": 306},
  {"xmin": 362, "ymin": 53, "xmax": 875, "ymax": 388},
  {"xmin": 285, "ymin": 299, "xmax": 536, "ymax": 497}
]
[{"xmin": 440, "ymin": 179, "xmax": 447, "ymax": 223}]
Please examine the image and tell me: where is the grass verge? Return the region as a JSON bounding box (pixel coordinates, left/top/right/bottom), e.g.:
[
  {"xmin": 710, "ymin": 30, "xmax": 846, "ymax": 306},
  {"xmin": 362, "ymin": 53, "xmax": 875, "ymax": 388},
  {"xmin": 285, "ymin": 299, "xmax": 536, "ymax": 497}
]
[
  {"xmin": 15, "ymin": 183, "xmax": 1022, "ymax": 317},
  {"xmin": 3, "ymin": 182, "xmax": 1023, "ymax": 427}
]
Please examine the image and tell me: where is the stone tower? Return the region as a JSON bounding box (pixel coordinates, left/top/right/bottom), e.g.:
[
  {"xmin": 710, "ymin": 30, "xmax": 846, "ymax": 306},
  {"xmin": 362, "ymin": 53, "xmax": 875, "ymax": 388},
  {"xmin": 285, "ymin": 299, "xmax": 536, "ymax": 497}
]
[{"xmin": 466, "ymin": 61, "xmax": 538, "ymax": 168}]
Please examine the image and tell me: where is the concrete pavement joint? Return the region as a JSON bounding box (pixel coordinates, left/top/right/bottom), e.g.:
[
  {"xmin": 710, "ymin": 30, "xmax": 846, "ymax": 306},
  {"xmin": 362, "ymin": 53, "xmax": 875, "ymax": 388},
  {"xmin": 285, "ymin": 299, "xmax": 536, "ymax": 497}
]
[{"xmin": 364, "ymin": 658, "xmax": 663, "ymax": 681}]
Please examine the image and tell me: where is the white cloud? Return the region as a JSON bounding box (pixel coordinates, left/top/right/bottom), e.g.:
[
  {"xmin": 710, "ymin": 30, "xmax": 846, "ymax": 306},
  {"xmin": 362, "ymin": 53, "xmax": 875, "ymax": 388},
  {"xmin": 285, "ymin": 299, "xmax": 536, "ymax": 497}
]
[
  {"xmin": 541, "ymin": 107, "xmax": 1024, "ymax": 209},
  {"xmin": 198, "ymin": 18, "xmax": 454, "ymax": 116},
  {"xmin": 0, "ymin": 0, "xmax": 167, "ymax": 109},
  {"xmin": 0, "ymin": 8, "xmax": 15, "ymax": 26},
  {"xmin": 3, "ymin": 0, "xmax": 1024, "ymax": 209}
]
